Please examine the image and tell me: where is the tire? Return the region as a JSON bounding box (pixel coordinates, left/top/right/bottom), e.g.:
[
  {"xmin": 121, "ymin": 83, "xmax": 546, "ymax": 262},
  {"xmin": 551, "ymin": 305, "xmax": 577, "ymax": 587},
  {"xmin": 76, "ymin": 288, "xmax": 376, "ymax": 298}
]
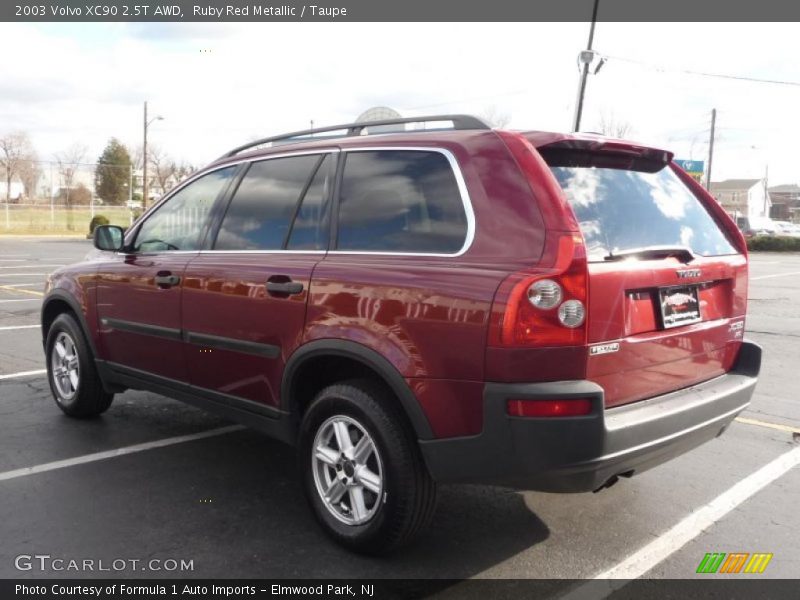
[
  {"xmin": 45, "ymin": 312, "xmax": 114, "ymax": 418},
  {"xmin": 298, "ymin": 379, "xmax": 437, "ymax": 555}
]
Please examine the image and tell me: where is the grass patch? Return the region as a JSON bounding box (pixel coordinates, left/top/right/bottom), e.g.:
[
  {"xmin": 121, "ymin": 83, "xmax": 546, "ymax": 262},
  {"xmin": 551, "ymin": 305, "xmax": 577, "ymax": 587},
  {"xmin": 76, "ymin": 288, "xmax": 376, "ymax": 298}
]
[{"xmin": 1, "ymin": 206, "xmax": 132, "ymax": 235}]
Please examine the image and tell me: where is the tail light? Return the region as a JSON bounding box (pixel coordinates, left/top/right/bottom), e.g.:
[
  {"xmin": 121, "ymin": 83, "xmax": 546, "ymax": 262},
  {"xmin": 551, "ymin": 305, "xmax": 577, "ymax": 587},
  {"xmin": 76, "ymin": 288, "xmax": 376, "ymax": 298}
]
[{"xmin": 489, "ymin": 232, "xmax": 588, "ymax": 347}]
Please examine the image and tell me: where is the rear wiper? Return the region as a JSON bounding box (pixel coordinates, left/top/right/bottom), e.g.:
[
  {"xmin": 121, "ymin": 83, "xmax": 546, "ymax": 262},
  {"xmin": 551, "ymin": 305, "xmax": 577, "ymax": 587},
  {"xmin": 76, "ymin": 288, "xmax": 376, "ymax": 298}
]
[{"xmin": 603, "ymin": 245, "xmax": 696, "ymax": 263}]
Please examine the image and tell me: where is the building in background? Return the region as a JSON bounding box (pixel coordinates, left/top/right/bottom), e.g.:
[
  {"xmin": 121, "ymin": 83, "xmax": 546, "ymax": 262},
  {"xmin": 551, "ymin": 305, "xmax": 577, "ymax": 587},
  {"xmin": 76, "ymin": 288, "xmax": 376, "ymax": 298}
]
[
  {"xmin": 710, "ymin": 179, "xmax": 771, "ymax": 220},
  {"xmin": 767, "ymin": 184, "xmax": 800, "ymax": 222},
  {"xmin": 356, "ymin": 107, "xmax": 404, "ymax": 133},
  {"xmin": 0, "ymin": 181, "xmax": 24, "ymax": 201}
]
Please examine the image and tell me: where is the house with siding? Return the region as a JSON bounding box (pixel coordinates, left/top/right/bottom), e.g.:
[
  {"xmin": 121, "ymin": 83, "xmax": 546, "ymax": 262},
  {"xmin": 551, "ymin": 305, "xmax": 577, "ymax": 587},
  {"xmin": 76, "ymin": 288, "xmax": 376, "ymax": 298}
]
[
  {"xmin": 767, "ymin": 184, "xmax": 800, "ymax": 222},
  {"xmin": 710, "ymin": 179, "xmax": 770, "ymax": 220}
]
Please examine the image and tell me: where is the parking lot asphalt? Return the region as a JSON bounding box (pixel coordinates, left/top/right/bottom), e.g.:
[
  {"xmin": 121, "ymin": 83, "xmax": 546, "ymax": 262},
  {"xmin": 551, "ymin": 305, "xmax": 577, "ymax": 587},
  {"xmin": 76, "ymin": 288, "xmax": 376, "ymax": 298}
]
[{"xmin": 0, "ymin": 237, "xmax": 798, "ymax": 583}]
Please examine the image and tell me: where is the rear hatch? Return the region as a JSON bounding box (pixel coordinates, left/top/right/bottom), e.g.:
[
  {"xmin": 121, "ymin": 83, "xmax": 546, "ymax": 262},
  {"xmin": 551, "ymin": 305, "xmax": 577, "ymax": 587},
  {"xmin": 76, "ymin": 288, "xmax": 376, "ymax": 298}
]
[{"xmin": 536, "ymin": 138, "xmax": 748, "ymax": 408}]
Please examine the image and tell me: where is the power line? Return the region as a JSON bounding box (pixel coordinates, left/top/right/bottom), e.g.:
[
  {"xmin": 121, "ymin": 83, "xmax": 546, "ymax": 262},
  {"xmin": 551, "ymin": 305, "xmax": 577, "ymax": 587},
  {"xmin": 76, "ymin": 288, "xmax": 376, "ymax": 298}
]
[
  {"xmin": 406, "ymin": 51, "xmax": 798, "ymax": 119},
  {"xmin": 602, "ymin": 54, "xmax": 800, "ymax": 88}
]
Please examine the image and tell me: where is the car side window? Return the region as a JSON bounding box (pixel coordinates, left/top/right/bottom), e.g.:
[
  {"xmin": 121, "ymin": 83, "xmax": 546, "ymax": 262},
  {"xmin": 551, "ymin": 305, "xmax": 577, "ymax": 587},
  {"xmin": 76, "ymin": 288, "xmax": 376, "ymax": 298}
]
[
  {"xmin": 214, "ymin": 155, "xmax": 327, "ymax": 251},
  {"xmin": 336, "ymin": 150, "xmax": 468, "ymax": 254},
  {"xmin": 133, "ymin": 166, "xmax": 236, "ymax": 252}
]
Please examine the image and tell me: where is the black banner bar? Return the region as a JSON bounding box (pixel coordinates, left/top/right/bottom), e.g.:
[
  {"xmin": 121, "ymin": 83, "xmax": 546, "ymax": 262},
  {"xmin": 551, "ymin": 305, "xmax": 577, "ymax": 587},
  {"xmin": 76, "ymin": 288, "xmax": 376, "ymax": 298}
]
[
  {"xmin": 2, "ymin": 579, "xmax": 797, "ymax": 600},
  {"xmin": 4, "ymin": 0, "xmax": 800, "ymax": 23}
]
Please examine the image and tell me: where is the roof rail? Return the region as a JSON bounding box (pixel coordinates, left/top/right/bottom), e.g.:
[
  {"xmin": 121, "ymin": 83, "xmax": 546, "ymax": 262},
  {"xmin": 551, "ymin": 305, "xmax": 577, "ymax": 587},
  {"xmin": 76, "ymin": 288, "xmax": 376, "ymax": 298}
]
[{"xmin": 219, "ymin": 114, "xmax": 491, "ymax": 159}]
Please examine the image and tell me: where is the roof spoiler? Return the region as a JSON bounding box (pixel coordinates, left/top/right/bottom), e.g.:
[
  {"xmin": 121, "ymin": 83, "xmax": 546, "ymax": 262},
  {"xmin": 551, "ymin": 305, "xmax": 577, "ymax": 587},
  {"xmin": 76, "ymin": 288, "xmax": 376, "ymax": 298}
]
[{"xmin": 537, "ymin": 139, "xmax": 674, "ymax": 173}]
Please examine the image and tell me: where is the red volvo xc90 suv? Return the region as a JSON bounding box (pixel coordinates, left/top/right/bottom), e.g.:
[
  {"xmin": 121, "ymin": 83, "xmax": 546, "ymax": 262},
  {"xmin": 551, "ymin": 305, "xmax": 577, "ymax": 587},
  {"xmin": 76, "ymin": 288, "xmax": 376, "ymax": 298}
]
[{"xmin": 41, "ymin": 115, "xmax": 761, "ymax": 554}]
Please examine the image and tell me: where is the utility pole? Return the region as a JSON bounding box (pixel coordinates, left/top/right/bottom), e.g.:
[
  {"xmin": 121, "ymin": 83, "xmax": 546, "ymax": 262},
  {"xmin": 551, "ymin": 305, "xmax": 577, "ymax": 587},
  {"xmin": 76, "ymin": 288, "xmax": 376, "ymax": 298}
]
[
  {"xmin": 704, "ymin": 108, "xmax": 716, "ymax": 190},
  {"xmin": 572, "ymin": 0, "xmax": 600, "ymax": 132},
  {"xmin": 143, "ymin": 101, "xmax": 148, "ymax": 210}
]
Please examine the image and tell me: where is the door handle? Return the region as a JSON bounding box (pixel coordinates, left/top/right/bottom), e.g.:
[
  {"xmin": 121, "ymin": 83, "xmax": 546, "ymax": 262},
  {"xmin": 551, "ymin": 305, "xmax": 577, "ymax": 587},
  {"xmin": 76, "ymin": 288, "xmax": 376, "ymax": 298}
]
[
  {"xmin": 154, "ymin": 273, "xmax": 181, "ymax": 288},
  {"xmin": 266, "ymin": 280, "xmax": 304, "ymax": 296}
]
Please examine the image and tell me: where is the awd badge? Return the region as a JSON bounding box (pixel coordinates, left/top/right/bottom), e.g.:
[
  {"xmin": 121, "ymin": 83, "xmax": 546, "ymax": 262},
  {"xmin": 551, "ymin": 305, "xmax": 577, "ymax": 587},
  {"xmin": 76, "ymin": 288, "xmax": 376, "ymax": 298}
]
[{"xmin": 590, "ymin": 342, "xmax": 620, "ymax": 356}]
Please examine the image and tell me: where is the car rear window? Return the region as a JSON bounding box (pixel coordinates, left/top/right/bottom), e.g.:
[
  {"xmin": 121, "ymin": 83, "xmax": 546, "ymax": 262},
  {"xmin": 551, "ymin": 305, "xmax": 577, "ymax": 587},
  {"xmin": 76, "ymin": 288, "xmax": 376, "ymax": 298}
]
[{"xmin": 542, "ymin": 150, "xmax": 738, "ymax": 262}]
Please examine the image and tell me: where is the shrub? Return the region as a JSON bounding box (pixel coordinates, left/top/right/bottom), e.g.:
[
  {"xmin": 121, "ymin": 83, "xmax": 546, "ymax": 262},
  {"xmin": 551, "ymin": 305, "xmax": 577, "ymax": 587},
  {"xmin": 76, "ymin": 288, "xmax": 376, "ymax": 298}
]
[
  {"xmin": 746, "ymin": 236, "xmax": 800, "ymax": 252},
  {"xmin": 89, "ymin": 214, "xmax": 110, "ymax": 234}
]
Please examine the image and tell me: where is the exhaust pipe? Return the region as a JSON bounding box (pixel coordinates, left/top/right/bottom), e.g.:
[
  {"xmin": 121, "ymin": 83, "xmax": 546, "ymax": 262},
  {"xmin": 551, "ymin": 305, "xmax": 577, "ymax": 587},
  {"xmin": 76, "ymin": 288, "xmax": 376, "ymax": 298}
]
[
  {"xmin": 592, "ymin": 470, "xmax": 634, "ymax": 493},
  {"xmin": 593, "ymin": 475, "xmax": 619, "ymax": 493}
]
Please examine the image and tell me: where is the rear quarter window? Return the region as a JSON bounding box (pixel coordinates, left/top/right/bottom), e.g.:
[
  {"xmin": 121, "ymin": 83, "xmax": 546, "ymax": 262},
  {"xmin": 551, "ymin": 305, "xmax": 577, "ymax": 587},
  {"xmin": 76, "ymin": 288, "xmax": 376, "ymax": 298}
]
[{"xmin": 336, "ymin": 150, "xmax": 469, "ymax": 254}]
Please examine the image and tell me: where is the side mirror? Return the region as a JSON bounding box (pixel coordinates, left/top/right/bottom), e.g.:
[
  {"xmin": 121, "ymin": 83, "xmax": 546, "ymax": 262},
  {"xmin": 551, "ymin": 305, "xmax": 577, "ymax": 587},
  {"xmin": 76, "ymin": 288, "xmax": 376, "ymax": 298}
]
[{"xmin": 94, "ymin": 225, "xmax": 125, "ymax": 251}]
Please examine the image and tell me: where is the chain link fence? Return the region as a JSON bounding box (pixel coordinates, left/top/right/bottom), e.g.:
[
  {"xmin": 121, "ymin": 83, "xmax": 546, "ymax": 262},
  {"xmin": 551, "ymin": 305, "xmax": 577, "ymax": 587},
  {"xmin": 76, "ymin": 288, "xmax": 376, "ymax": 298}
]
[
  {"xmin": 2, "ymin": 204, "xmax": 135, "ymax": 234},
  {"xmin": 1, "ymin": 160, "xmax": 138, "ymax": 235}
]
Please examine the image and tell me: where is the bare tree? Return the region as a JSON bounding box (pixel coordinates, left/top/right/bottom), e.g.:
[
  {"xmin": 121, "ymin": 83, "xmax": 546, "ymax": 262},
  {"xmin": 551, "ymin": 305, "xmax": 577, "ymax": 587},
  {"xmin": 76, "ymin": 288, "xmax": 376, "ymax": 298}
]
[
  {"xmin": 0, "ymin": 131, "xmax": 37, "ymax": 203},
  {"xmin": 597, "ymin": 111, "xmax": 634, "ymax": 138},
  {"xmin": 55, "ymin": 144, "xmax": 88, "ymax": 205},
  {"xmin": 172, "ymin": 161, "xmax": 195, "ymax": 186},
  {"xmin": 128, "ymin": 143, "xmax": 143, "ymax": 172},
  {"xmin": 148, "ymin": 145, "xmax": 178, "ymax": 197},
  {"xmin": 55, "ymin": 144, "xmax": 88, "ymax": 231},
  {"xmin": 18, "ymin": 158, "xmax": 42, "ymax": 202},
  {"xmin": 479, "ymin": 106, "xmax": 512, "ymax": 128},
  {"xmin": 148, "ymin": 147, "xmax": 196, "ymax": 196}
]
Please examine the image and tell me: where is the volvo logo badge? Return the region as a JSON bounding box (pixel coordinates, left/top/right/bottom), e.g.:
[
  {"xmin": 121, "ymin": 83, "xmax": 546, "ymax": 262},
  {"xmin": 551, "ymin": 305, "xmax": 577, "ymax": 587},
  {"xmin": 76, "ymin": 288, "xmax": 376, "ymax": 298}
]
[{"xmin": 676, "ymin": 269, "xmax": 701, "ymax": 279}]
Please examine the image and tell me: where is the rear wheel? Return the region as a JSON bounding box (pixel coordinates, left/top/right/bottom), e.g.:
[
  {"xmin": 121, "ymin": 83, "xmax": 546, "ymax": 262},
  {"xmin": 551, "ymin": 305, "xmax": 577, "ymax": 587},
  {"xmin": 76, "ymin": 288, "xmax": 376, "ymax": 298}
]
[
  {"xmin": 46, "ymin": 313, "xmax": 113, "ymax": 418},
  {"xmin": 299, "ymin": 379, "xmax": 437, "ymax": 555}
]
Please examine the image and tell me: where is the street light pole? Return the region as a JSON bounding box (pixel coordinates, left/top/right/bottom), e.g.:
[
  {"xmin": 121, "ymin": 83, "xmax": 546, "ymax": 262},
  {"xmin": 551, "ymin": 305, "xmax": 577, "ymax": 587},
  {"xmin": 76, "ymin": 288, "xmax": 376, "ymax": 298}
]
[
  {"xmin": 572, "ymin": 0, "xmax": 600, "ymax": 132},
  {"xmin": 128, "ymin": 164, "xmax": 134, "ymax": 226},
  {"xmin": 142, "ymin": 101, "xmax": 164, "ymax": 210}
]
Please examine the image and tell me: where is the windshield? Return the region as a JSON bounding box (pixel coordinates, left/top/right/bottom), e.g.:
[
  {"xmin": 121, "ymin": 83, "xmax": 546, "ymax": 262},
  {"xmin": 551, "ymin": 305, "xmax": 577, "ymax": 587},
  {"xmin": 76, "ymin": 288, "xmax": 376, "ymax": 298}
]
[{"xmin": 546, "ymin": 160, "xmax": 738, "ymax": 262}]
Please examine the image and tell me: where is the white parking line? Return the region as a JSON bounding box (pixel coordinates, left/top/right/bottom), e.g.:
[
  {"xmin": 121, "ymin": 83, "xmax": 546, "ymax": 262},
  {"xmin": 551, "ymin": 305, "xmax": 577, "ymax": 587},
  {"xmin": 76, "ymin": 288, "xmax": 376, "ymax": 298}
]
[
  {"xmin": 558, "ymin": 444, "xmax": 800, "ymax": 599},
  {"xmin": 0, "ymin": 273, "xmax": 50, "ymax": 277},
  {"xmin": 0, "ymin": 425, "xmax": 245, "ymax": 483},
  {"xmin": 0, "ymin": 259, "xmax": 26, "ymax": 262},
  {"xmin": 0, "ymin": 283, "xmax": 39, "ymax": 288},
  {"xmin": 751, "ymin": 271, "xmax": 800, "ymax": 281},
  {"xmin": 0, "ymin": 369, "xmax": 47, "ymax": 380},
  {"xmin": 0, "ymin": 325, "xmax": 39, "ymax": 331},
  {"xmin": 0, "ymin": 299, "xmax": 41, "ymax": 304}
]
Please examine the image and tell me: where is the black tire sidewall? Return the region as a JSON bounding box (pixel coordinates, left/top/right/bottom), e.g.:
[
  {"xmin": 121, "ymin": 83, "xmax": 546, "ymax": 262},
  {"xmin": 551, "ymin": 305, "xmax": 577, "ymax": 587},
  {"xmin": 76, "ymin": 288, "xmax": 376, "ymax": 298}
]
[
  {"xmin": 45, "ymin": 313, "xmax": 93, "ymax": 414},
  {"xmin": 299, "ymin": 385, "xmax": 414, "ymax": 552}
]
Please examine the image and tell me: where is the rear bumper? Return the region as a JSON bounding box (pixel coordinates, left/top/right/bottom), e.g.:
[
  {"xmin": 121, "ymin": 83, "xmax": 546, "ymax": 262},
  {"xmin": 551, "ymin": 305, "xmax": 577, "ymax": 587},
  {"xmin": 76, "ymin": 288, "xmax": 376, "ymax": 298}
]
[{"xmin": 419, "ymin": 341, "xmax": 761, "ymax": 492}]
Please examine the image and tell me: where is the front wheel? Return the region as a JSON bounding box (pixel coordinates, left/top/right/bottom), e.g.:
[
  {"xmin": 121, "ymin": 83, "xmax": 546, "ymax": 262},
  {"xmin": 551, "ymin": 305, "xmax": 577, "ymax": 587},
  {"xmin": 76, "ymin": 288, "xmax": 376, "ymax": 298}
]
[
  {"xmin": 298, "ymin": 380, "xmax": 437, "ymax": 555},
  {"xmin": 46, "ymin": 313, "xmax": 114, "ymax": 418}
]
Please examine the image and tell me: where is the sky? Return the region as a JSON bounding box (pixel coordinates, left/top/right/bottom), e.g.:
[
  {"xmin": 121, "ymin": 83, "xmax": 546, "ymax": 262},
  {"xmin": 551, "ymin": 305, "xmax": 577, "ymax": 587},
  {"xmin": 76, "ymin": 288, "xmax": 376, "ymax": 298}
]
[{"xmin": 1, "ymin": 21, "xmax": 798, "ymax": 184}]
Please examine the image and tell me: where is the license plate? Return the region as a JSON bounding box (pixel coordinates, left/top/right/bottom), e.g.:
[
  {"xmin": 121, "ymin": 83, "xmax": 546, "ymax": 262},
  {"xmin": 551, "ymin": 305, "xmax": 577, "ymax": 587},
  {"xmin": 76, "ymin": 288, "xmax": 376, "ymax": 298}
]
[{"xmin": 659, "ymin": 285, "xmax": 701, "ymax": 329}]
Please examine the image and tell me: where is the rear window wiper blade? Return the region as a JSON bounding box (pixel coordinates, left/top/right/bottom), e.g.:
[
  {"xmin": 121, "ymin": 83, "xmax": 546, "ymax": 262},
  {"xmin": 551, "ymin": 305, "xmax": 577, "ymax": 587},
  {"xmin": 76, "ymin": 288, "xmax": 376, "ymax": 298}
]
[{"xmin": 603, "ymin": 246, "xmax": 696, "ymax": 263}]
